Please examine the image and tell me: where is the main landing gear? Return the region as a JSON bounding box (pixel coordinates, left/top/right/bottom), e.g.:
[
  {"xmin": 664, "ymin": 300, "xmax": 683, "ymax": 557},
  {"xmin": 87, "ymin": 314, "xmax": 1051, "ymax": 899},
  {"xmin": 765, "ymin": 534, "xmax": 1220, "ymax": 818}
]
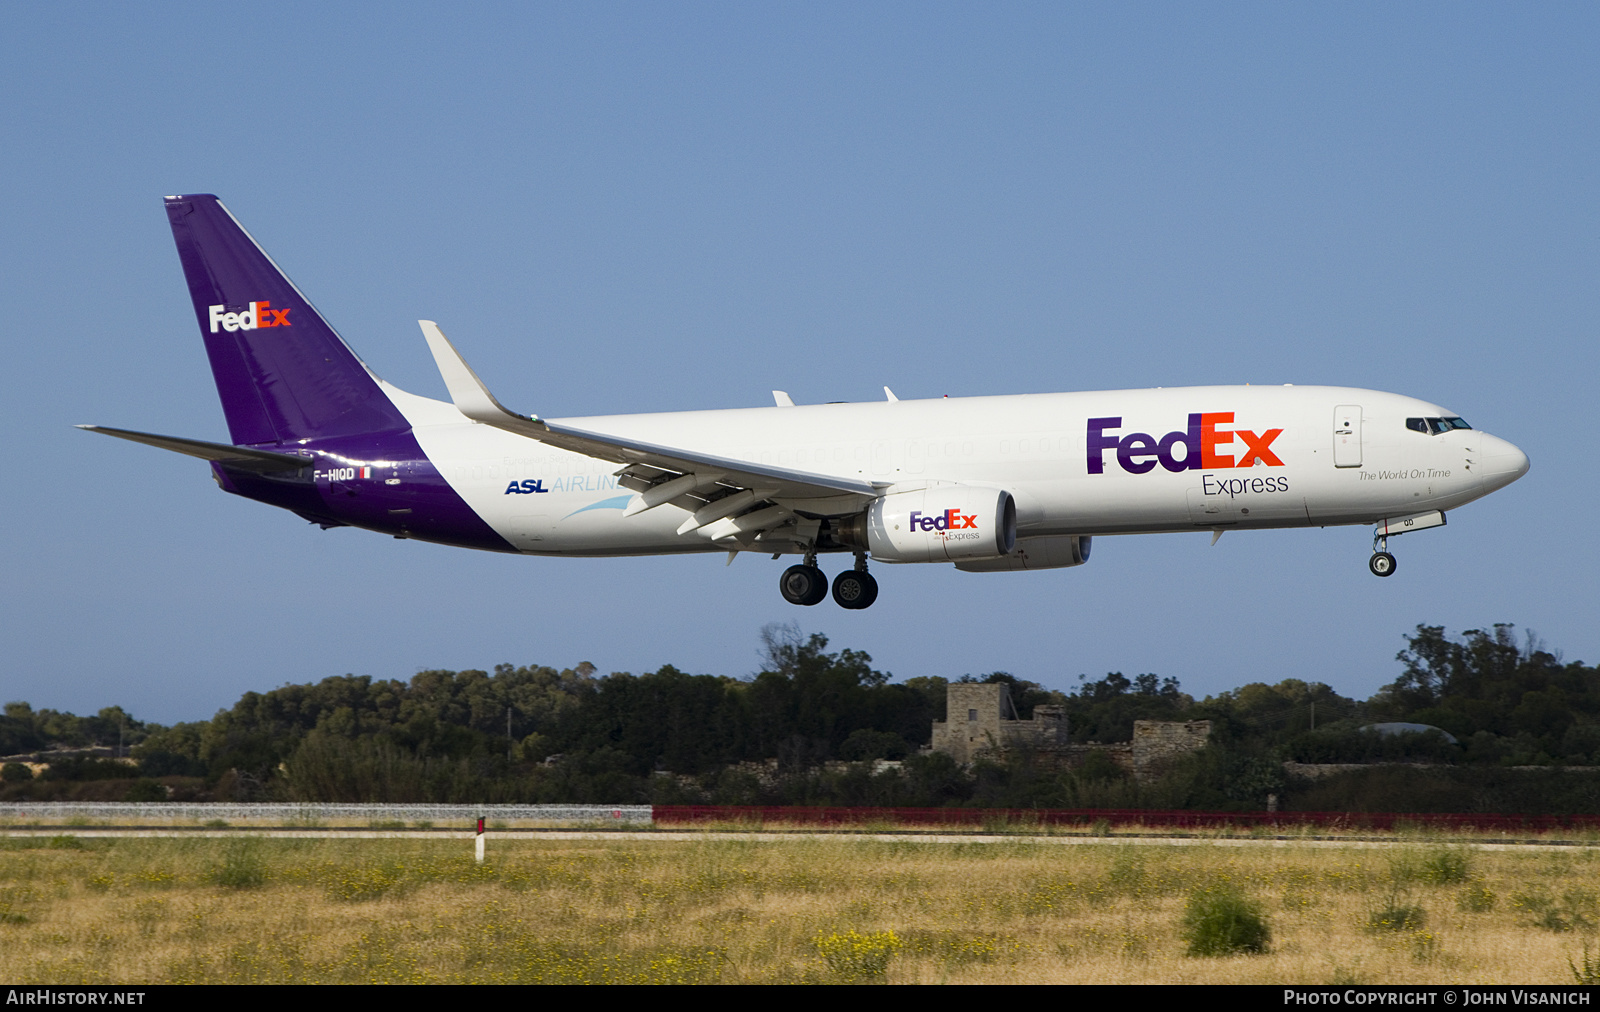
[
  {"xmin": 1369, "ymin": 533, "xmax": 1397, "ymax": 578},
  {"xmin": 831, "ymin": 554, "xmax": 879, "ymax": 610},
  {"xmin": 779, "ymin": 551, "xmax": 878, "ymax": 609},
  {"xmin": 778, "ymin": 562, "xmax": 828, "ymax": 606}
]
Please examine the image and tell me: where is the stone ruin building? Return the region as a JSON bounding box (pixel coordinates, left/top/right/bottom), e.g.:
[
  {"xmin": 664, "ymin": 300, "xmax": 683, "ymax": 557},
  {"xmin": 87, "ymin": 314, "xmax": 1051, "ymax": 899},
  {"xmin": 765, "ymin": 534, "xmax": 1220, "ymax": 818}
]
[
  {"xmin": 928, "ymin": 682, "xmax": 1210, "ymax": 782},
  {"xmin": 931, "ymin": 683, "xmax": 1067, "ymax": 764}
]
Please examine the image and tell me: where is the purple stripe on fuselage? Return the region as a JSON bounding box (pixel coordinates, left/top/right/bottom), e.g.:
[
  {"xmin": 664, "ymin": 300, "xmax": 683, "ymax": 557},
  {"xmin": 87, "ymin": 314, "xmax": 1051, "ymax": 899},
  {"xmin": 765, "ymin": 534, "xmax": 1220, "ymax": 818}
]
[{"xmin": 213, "ymin": 429, "xmax": 516, "ymax": 553}]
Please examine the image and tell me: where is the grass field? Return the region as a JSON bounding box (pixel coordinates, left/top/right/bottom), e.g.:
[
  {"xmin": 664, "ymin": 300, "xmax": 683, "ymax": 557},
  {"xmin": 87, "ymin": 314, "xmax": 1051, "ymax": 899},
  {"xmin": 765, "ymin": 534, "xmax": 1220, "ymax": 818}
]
[{"xmin": 2, "ymin": 832, "xmax": 1597, "ymax": 984}]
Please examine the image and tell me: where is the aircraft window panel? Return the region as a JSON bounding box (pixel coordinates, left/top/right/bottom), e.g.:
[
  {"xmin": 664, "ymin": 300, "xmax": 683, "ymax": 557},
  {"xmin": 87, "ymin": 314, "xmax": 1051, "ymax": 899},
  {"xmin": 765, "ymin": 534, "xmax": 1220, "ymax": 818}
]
[
  {"xmin": 1427, "ymin": 418, "xmax": 1449, "ymax": 435},
  {"xmin": 1406, "ymin": 418, "xmax": 1428, "ymax": 433},
  {"xmin": 1444, "ymin": 417, "xmax": 1472, "ymax": 430}
]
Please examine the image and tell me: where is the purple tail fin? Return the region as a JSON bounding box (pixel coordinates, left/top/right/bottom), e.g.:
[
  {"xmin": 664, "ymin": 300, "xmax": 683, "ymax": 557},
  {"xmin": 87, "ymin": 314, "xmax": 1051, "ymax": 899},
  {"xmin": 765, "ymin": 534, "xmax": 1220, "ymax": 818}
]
[{"xmin": 164, "ymin": 194, "xmax": 410, "ymax": 446}]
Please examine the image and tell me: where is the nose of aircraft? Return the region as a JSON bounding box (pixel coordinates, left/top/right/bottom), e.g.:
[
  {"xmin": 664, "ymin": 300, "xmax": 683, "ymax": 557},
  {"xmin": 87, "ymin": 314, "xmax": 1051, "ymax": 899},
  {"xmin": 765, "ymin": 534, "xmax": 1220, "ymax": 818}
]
[{"xmin": 1479, "ymin": 433, "xmax": 1530, "ymax": 491}]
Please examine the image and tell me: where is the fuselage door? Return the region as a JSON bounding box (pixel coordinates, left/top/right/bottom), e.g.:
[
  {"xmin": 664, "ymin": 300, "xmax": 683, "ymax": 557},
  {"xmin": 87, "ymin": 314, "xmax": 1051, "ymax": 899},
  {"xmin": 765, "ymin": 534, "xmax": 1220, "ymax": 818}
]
[{"xmin": 1333, "ymin": 405, "xmax": 1363, "ymax": 468}]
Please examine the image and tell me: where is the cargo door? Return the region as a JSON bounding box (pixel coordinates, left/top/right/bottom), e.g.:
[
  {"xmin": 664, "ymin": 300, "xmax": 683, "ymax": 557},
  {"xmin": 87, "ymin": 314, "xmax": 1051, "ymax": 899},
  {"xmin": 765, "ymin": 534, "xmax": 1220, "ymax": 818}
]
[{"xmin": 1333, "ymin": 405, "xmax": 1363, "ymax": 468}]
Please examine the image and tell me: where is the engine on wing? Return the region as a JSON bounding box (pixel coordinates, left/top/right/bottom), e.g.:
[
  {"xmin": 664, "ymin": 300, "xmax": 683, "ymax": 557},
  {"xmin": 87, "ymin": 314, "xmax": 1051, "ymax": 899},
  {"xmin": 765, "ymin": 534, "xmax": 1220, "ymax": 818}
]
[
  {"xmin": 831, "ymin": 486, "xmax": 1017, "ymax": 563},
  {"xmin": 954, "ymin": 535, "xmax": 1092, "ymax": 572}
]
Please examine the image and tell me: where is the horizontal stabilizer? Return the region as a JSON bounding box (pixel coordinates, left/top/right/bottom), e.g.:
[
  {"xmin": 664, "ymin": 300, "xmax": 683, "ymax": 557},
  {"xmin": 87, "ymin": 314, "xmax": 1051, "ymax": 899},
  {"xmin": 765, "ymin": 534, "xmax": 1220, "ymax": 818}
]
[{"xmin": 78, "ymin": 425, "xmax": 309, "ymax": 473}]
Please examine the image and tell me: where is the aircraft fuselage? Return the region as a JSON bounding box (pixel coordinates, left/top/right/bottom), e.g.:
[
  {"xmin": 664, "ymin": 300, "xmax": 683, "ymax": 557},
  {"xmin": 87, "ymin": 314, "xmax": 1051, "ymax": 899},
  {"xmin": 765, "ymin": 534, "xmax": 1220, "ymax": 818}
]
[{"xmin": 220, "ymin": 380, "xmax": 1526, "ymax": 559}]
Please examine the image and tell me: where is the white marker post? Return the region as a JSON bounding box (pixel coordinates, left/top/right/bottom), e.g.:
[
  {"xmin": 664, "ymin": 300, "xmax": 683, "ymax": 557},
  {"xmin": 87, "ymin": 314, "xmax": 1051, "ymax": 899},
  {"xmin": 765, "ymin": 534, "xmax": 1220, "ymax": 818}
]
[{"xmin": 475, "ymin": 816, "xmax": 485, "ymax": 864}]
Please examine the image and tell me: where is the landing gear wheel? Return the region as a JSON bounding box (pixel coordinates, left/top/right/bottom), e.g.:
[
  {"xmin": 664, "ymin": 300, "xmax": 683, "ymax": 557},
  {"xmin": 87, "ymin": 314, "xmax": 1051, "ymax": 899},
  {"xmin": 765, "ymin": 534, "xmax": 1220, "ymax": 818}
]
[
  {"xmin": 1369, "ymin": 552, "xmax": 1397, "ymax": 578},
  {"xmin": 779, "ymin": 565, "xmax": 828, "ymax": 605},
  {"xmin": 831, "ymin": 570, "xmax": 879, "ymax": 610}
]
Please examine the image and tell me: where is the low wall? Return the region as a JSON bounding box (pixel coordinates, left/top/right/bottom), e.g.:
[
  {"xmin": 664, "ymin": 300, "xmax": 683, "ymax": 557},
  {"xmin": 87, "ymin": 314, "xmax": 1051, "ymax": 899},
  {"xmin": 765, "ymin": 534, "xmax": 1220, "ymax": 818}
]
[
  {"xmin": 0, "ymin": 802, "xmax": 653, "ymax": 823},
  {"xmin": 652, "ymin": 805, "xmax": 1600, "ymax": 832}
]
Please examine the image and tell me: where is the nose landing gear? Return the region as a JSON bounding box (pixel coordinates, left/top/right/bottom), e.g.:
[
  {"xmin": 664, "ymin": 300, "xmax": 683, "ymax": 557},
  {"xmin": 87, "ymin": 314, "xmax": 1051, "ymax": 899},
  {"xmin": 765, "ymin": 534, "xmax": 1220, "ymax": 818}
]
[
  {"xmin": 1365, "ymin": 511, "xmax": 1448, "ymax": 577},
  {"xmin": 1369, "ymin": 533, "xmax": 1397, "ymax": 577}
]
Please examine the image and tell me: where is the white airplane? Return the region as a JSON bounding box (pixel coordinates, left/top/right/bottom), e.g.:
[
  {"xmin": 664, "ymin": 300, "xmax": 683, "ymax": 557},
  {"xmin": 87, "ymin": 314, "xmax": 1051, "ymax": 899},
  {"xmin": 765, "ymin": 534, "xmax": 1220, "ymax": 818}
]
[{"xmin": 83, "ymin": 195, "xmax": 1529, "ymax": 610}]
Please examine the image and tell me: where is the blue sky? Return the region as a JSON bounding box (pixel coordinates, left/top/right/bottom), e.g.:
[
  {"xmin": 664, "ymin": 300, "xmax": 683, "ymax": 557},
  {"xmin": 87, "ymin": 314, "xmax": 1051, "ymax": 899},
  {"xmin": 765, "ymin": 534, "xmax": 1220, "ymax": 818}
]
[{"xmin": 1, "ymin": 3, "xmax": 1594, "ymax": 724}]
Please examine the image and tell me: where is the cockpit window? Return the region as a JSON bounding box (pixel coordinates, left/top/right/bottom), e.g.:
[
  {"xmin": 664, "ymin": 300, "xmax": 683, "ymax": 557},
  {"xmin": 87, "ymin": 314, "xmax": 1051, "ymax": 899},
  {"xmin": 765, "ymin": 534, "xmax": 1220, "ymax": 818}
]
[{"xmin": 1406, "ymin": 416, "xmax": 1473, "ymax": 435}]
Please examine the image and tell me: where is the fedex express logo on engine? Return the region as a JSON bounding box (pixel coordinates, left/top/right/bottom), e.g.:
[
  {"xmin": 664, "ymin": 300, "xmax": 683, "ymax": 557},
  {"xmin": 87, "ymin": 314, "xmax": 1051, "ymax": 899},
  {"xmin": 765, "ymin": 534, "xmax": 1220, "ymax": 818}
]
[
  {"xmin": 208, "ymin": 302, "xmax": 291, "ymax": 333},
  {"xmin": 1088, "ymin": 413, "xmax": 1283, "ymax": 475},
  {"xmin": 910, "ymin": 509, "xmax": 978, "ymax": 532}
]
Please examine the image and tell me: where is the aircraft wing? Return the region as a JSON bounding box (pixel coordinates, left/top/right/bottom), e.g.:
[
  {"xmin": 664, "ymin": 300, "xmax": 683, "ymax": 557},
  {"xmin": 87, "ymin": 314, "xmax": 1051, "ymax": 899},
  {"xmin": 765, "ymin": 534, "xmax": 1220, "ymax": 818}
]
[
  {"xmin": 78, "ymin": 425, "xmax": 309, "ymax": 473},
  {"xmin": 420, "ymin": 322, "xmax": 880, "ymax": 539}
]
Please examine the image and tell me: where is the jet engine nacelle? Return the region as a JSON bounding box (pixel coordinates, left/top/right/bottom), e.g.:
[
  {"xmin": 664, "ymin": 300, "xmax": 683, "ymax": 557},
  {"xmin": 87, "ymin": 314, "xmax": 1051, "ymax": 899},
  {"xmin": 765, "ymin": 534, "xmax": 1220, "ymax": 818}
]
[
  {"xmin": 954, "ymin": 535, "xmax": 1092, "ymax": 572},
  {"xmin": 863, "ymin": 486, "xmax": 1017, "ymax": 563}
]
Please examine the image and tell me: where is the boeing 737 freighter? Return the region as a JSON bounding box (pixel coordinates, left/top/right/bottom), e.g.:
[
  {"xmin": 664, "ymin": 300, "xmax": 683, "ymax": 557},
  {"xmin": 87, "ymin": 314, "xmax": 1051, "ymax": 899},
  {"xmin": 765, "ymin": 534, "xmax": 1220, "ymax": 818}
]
[{"xmin": 82, "ymin": 195, "xmax": 1529, "ymax": 609}]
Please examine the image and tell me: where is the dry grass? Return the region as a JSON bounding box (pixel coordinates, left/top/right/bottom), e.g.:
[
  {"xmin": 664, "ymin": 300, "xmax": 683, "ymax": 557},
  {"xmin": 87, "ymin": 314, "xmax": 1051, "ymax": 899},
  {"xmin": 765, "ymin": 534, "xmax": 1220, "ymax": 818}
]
[{"xmin": 0, "ymin": 833, "xmax": 1596, "ymax": 983}]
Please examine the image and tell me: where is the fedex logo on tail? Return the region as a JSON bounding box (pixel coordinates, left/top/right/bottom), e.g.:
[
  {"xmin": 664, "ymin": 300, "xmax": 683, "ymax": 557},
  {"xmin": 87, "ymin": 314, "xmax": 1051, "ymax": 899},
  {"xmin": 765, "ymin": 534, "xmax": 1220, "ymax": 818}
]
[
  {"xmin": 208, "ymin": 302, "xmax": 291, "ymax": 333},
  {"xmin": 1088, "ymin": 414, "xmax": 1284, "ymax": 475}
]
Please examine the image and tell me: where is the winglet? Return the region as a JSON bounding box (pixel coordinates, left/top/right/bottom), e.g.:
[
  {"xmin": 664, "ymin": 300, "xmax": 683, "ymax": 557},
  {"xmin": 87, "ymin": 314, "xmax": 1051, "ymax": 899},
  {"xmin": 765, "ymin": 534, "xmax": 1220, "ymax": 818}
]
[
  {"xmin": 420, "ymin": 321, "xmax": 545, "ymax": 434},
  {"xmin": 773, "ymin": 390, "xmax": 795, "ymax": 407}
]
